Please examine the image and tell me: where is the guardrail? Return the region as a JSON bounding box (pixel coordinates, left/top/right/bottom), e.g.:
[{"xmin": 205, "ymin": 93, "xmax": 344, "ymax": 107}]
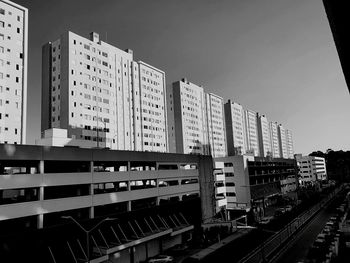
[{"xmin": 238, "ymin": 187, "xmax": 343, "ymax": 263}]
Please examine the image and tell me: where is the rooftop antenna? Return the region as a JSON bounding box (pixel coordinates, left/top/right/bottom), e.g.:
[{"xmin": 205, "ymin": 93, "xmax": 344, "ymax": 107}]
[{"xmin": 105, "ymin": 31, "xmax": 108, "ymax": 43}]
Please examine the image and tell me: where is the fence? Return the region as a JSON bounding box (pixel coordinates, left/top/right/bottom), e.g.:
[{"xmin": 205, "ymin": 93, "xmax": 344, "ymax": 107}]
[{"xmin": 238, "ymin": 187, "xmax": 343, "ymax": 263}]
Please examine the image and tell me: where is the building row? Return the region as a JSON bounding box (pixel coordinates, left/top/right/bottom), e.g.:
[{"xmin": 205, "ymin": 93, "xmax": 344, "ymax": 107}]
[
  {"xmin": 0, "ymin": 0, "xmax": 294, "ymax": 158},
  {"xmin": 224, "ymin": 100, "xmax": 294, "ymax": 158}
]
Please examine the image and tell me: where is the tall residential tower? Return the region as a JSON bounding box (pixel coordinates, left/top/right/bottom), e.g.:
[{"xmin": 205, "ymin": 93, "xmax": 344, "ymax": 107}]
[
  {"xmin": 224, "ymin": 100, "xmax": 246, "ymax": 156},
  {"xmin": 41, "ymin": 31, "xmax": 168, "ymax": 152},
  {"xmin": 257, "ymin": 114, "xmax": 272, "ymax": 157},
  {"xmin": 0, "ymin": 0, "xmax": 27, "ymax": 144},
  {"xmin": 278, "ymin": 124, "xmax": 288, "ymax": 158},
  {"xmin": 169, "ymin": 78, "xmax": 226, "ymax": 157},
  {"xmin": 244, "ymin": 109, "xmax": 259, "ymax": 156},
  {"xmin": 269, "ymin": 122, "xmax": 280, "ymax": 158},
  {"xmin": 206, "ymin": 93, "xmax": 226, "ymax": 157}
]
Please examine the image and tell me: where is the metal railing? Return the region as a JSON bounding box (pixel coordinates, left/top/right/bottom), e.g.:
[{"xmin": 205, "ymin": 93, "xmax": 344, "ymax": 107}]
[{"xmin": 238, "ymin": 187, "xmax": 342, "ymax": 263}]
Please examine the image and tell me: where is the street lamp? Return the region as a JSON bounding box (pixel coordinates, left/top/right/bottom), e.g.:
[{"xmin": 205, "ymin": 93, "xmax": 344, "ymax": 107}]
[{"xmin": 61, "ymin": 216, "xmax": 115, "ymax": 262}]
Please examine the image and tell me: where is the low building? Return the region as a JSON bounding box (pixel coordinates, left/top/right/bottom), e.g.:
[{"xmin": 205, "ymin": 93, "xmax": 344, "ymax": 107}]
[
  {"xmin": 213, "ymin": 162, "xmax": 227, "ymax": 213},
  {"xmin": 0, "ymin": 144, "xmax": 214, "ymax": 262},
  {"xmin": 214, "ymin": 155, "xmax": 297, "ymax": 218},
  {"xmin": 295, "ymin": 154, "xmax": 327, "ymax": 186}
]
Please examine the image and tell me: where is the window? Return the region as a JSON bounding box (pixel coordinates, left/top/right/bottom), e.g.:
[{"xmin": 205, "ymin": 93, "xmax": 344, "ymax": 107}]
[
  {"xmin": 17, "ymin": 27, "xmax": 20, "ymax": 34},
  {"xmin": 0, "ymin": 21, "xmax": 4, "ymax": 27},
  {"xmin": 0, "ymin": 9, "xmax": 4, "ymax": 15}
]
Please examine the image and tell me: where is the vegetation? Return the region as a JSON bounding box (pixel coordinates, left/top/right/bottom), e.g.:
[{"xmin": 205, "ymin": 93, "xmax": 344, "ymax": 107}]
[{"xmin": 309, "ymin": 149, "xmax": 350, "ymax": 182}]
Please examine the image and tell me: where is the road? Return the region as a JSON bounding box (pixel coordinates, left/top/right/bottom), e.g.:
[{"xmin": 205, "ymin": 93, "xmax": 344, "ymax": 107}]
[{"xmin": 275, "ymin": 200, "xmax": 339, "ymax": 263}]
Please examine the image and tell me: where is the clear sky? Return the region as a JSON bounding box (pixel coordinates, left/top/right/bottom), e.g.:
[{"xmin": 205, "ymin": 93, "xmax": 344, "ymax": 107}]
[{"xmin": 15, "ymin": 0, "xmax": 350, "ymax": 155}]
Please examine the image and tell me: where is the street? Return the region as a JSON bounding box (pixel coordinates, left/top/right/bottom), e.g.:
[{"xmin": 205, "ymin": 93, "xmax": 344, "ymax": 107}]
[{"xmin": 275, "ymin": 199, "xmax": 340, "ymax": 263}]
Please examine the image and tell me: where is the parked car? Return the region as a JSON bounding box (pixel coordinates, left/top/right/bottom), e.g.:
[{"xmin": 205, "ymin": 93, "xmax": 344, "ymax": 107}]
[
  {"xmin": 259, "ymin": 216, "xmax": 273, "ymax": 225},
  {"xmin": 148, "ymin": 255, "xmax": 174, "ymax": 263},
  {"xmin": 168, "ymin": 244, "xmax": 189, "ymax": 256},
  {"xmin": 274, "ymin": 208, "xmax": 286, "ymax": 217},
  {"xmin": 284, "ymin": 205, "xmax": 293, "ymax": 212}
]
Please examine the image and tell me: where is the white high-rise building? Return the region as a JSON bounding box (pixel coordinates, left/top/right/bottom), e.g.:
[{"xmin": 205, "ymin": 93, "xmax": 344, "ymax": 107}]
[
  {"xmin": 169, "ymin": 79, "xmax": 209, "ymax": 155},
  {"xmin": 224, "ymin": 100, "xmax": 246, "ymax": 156},
  {"xmin": 0, "ymin": 0, "xmax": 27, "ymax": 144},
  {"xmin": 269, "ymin": 122, "xmax": 280, "ymax": 158},
  {"xmin": 286, "ymin": 129, "xmax": 294, "ymax": 159},
  {"xmin": 169, "ymin": 78, "xmax": 226, "ymax": 157},
  {"xmin": 244, "ymin": 109, "xmax": 259, "ymax": 156},
  {"xmin": 206, "ymin": 93, "xmax": 226, "ymax": 157},
  {"xmin": 278, "ymin": 124, "xmax": 288, "ymax": 158},
  {"xmin": 257, "ymin": 114, "xmax": 272, "ymax": 157},
  {"xmin": 41, "ymin": 31, "xmax": 168, "ymax": 152}
]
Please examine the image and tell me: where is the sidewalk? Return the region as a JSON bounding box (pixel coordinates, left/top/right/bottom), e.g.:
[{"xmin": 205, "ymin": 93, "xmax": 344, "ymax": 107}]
[{"xmin": 176, "ymin": 229, "xmax": 252, "ymax": 263}]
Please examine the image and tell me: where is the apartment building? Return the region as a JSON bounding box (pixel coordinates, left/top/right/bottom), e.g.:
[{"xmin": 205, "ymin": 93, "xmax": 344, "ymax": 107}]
[
  {"xmin": 41, "ymin": 31, "xmax": 167, "ymax": 152},
  {"xmin": 295, "ymin": 154, "xmax": 327, "ymax": 185},
  {"xmin": 206, "ymin": 93, "xmax": 226, "ymax": 157},
  {"xmin": 169, "ymin": 79, "xmax": 226, "ymax": 157},
  {"xmin": 257, "ymin": 114, "xmax": 272, "ymax": 157},
  {"xmin": 170, "ymin": 79, "xmax": 208, "ymax": 155},
  {"xmin": 286, "ymin": 129, "xmax": 294, "ymax": 159},
  {"xmin": 278, "ymin": 124, "xmax": 288, "ymax": 158},
  {"xmin": 0, "ymin": 144, "xmax": 214, "ymax": 262},
  {"xmin": 0, "ymin": 0, "xmax": 27, "ymax": 144},
  {"xmin": 269, "ymin": 122, "xmax": 280, "ymax": 158},
  {"xmin": 224, "ymin": 100, "xmax": 246, "ymax": 156},
  {"xmin": 244, "ymin": 109, "xmax": 259, "ymax": 156}
]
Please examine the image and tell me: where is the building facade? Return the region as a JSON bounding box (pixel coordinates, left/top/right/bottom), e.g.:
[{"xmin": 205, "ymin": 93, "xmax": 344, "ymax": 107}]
[
  {"xmin": 286, "ymin": 129, "xmax": 294, "ymax": 159},
  {"xmin": 0, "ymin": 0, "xmax": 27, "ymax": 144},
  {"xmin": 41, "ymin": 31, "xmax": 168, "ymax": 152},
  {"xmin": 206, "ymin": 93, "xmax": 226, "ymax": 157},
  {"xmin": 224, "ymin": 100, "xmax": 246, "ymax": 156},
  {"xmin": 244, "ymin": 109, "xmax": 259, "ymax": 156},
  {"xmin": 269, "ymin": 122, "xmax": 280, "ymax": 158},
  {"xmin": 278, "ymin": 124, "xmax": 288, "ymax": 158},
  {"xmin": 295, "ymin": 154, "xmax": 327, "ymax": 185},
  {"xmin": 169, "ymin": 79, "xmax": 226, "ymax": 157},
  {"xmin": 257, "ymin": 114, "xmax": 272, "ymax": 157},
  {"xmin": 170, "ymin": 79, "xmax": 209, "ymax": 155},
  {"xmin": 214, "ymin": 155, "xmax": 298, "ymax": 217},
  {"xmin": 0, "ymin": 144, "xmax": 214, "ymax": 262}
]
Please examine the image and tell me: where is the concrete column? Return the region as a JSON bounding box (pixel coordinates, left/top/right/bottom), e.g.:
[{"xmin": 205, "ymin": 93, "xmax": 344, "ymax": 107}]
[
  {"xmin": 37, "ymin": 214, "xmax": 44, "ymax": 229},
  {"xmin": 127, "ymin": 201, "xmax": 132, "ymax": 212},
  {"xmin": 39, "ymin": 160, "xmax": 44, "ymax": 174},
  {"xmin": 39, "ymin": 186, "xmax": 44, "ymax": 200},
  {"xmin": 38, "ymin": 160, "xmax": 45, "ymax": 229},
  {"xmin": 90, "ymin": 206, "xmax": 94, "ymax": 219},
  {"xmin": 90, "ymin": 161, "xmax": 94, "ymax": 173},
  {"xmin": 90, "ymin": 161, "xmax": 94, "ymax": 219}
]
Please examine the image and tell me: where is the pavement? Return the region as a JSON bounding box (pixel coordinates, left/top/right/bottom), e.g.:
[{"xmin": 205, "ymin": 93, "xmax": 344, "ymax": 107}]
[{"xmin": 169, "ymin": 229, "xmax": 253, "ymax": 263}]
